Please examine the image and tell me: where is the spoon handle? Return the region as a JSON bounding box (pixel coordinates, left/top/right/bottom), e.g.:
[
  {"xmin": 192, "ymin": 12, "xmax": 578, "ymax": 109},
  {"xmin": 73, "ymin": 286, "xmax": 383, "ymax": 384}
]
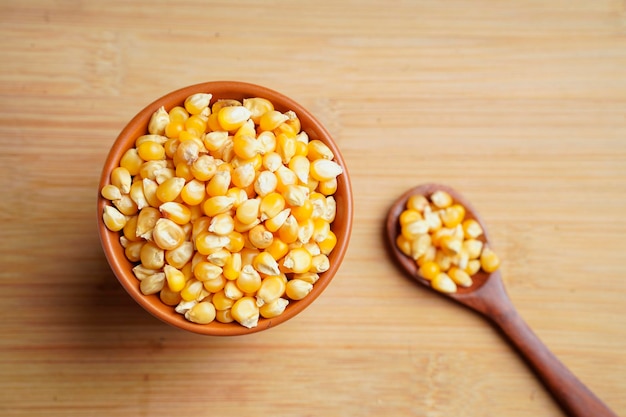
[{"xmin": 480, "ymin": 278, "xmax": 618, "ymax": 417}]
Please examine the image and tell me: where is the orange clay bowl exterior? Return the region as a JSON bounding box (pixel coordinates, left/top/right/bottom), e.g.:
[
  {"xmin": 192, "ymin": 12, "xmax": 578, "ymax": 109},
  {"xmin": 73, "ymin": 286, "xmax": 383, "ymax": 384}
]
[{"xmin": 97, "ymin": 81, "xmax": 353, "ymax": 336}]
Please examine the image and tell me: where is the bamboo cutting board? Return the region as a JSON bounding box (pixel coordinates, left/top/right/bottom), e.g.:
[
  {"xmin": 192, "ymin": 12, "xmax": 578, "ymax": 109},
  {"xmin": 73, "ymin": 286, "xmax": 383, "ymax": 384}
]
[{"xmin": 1, "ymin": 1, "xmax": 625, "ymax": 416}]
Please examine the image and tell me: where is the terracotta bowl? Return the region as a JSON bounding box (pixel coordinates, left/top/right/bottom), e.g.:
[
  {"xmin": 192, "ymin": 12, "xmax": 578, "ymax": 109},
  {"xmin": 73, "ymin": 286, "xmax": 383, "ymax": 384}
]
[{"xmin": 97, "ymin": 81, "xmax": 353, "ymax": 336}]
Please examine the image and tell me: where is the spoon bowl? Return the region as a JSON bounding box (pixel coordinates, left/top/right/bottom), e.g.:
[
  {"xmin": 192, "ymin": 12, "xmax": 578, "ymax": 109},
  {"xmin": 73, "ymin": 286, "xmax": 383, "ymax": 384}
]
[{"xmin": 386, "ymin": 183, "xmax": 617, "ymax": 417}]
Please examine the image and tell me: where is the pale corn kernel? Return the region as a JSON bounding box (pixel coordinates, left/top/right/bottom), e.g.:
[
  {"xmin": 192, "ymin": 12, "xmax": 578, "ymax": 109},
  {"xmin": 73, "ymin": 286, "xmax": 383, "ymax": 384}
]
[
  {"xmin": 205, "ymin": 169, "xmax": 231, "ymax": 197},
  {"xmin": 418, "ymin": 261, "xmax": 440, "ymax": 281},
  {"xmin": 226, "ymin": 187, "xmax": 248, "ymax": 207},
  {"xmin": 101, "ymin": 184, "xmax": 122, "ymax": 201},
  {"xmin": 248, "ymin": 224, "xmax": 274, "ymax": 249},
  {"xmin": 410, "ymin": 234, "xmax": 431, "ymax": 260},
  {"xmin": 132, "ymin": 264, "xmax": 159, "ymax": 281},
  {"xmin": 257, "ymin": 131, "xmax": 277, "ymax": 154},
  {"xmin": 463, "ymin": 239, "xmax": 484, "ymax": 259},
  {"xmin": 243, "ymin": 97, "xmax": 274, "ymax": 123},
  {"xmin": 303, "ymin": 242, "xmax": 321, "ymax": 256},
  {"xmin": 278, "ymin": 214, "xmax": 299, "ymax": 244},
  {"xmin": 139, "ymin": 160, "xmax": 168, "ymax": 181},
  {"xmin": 215, "ymin": 308, "xmax": 234, "ymax": 323},
  {"xmin": 111, "ymin": 166, "xmax": 132, "ymax": 194},
  {"xmin": 148, "ymin": 106, "xmax": 170, "ymax": 135},
  {"xmin": 254, "ymin": 170, "xmax": 278, "ymax": 197},
  {"xmin": 159, "ymin": 201, "xmax": 192, "ymax": 225},
  {"xmin": 141, "ymin": 178, "xmax": 161, "ymax": 208},
  {"xmin": 441, "ymin": 204, "xmax": 466, "ymax": 228},
  {"xmin": 297, "ymin": 218, "xmax": 314, "ymax": 244},
  {"xmin": 285, "ymin": 279, "xmax": 313, "ymax": 300},
  {"xmin": 256, "ymin": 275, "xmax": 286, "ymax": 305},
  {"xmin": 252, "ymin": 252, "xmax": 281, "ymax": 276},
  {"xmin": 236, "ymin": 265, "xmax": 262, "ymax": 294},
  {"xmin": 140, "ymin": 272, "xmax": 166, "ymax": 295},
  {"xmin": 234, "ymin": 217, "xmax": 260, "ymax": 233},
  {"xmin": 318, "ymin": 178, "xmax": 337, "ymax": 196},
  {"xmin": 439, "ymin": 235, "xmax": 462, "ymax": 257},
  {"xmin": 165, "ymin": 241, "xmax": 194, "ymax": 270},
  {"xmin": 231, "ymin": 296, "xmax": 260, "ymax": 328},
  {"xmin": 321, "ymin": 196, "xmax": 337, "ymax": 223},
  {"xmin": 184, "ymin": 93, "xmax": 212, "ymax": 115},
  {"xmin": 448, "ymin": 267, "xmax": 473, "ymax": 288},
  {"xmin": 164, "ymin": 264, "xmax": 187, "ymax": 292},
  {"xmin": 318, "ymin": 231, "xmax": 337, "ymax": 255},
  {"xmin": 156, "ymin": 177, "xmax": 186, "ymax": 203},
  {"xmin": 310, "ymin": 254, "xmax": 330, "ymax": 273},
  {"xmin": 202, "ymin": 275, "xmax": 226, "ymax": 293},
  {"xmin": 152, "ymin": 218, "xmax": 186, "ymax": 250},
  {"xmin": 185, "ymin": 301, "xmax": 216, "ymax": 324},
  {"xmin": 465, "ymin": 259, "xmax": 481, "ymax": 276},
  {"xmin": 231, "ymin": 163, "xmax": 255, "ymax": 188},
  {"xmin": 312, "ymin": 218, "xmax": 331, "ymax": 243},
  {"xmin": 431, "ymin": 272, "xmax": 457, "ymax": 293},
  {"xmin": 190, "ymin": 154, "xmax": 217, "ymax": 181},
  {"xmin": 310, "ymin": 159, "xmax": 343, "ymax": 182},
  {"xmin": 262, "ymin": 151, "xmax": 283, "ymax": 172},
  {"xmin": 207, "ymin": 248, "xmax": 230, "ymax": 267},
  {"xmin": 435, "ymin": 250, "xmax": 453, "ymax": 272},
  {"xmin": 407, "ymin": 194, "xmax": 429, "ymax": 212},
  {"xmin": 174, "ymin": 138, "xmax": 202, "ymax": 165},
  {"xmin": 129, "ymin": 181, "xmax": 149, "ymax": 210},
  {"xmin": 160, "ymin": 285, "xmax": 182, "ymax": 306},
  {"xmin": 218, "ymin": 105, "xmax": 252, "ymax": 131},
  {"xmin": 103, "ymin": 205, "xmax": 127, "ymax": 232},
  {"xmin": 193, "ymin": 261, "xmax": 223, "ymax": 282},
  {"xmin": 307, "ymin": 140, "xmax": 334, "ymax": 160},
  {"xmin": 274, "ymin": 165, "xmax": 298, "ymax": 192},
  {"xmin": 140, "ymin": 241, "xmax": 165, "ymax": 270},
  {"xmin": 175, "ymin": 299, "xmax": 197, "ymax": 315},
  {"xmin": 480, "ymin": 247, "xmax": 500, "ymax": 273},
  {"xmin": 276, "ymin": 133, "xmax": 296, "ymax": 164},
  {"xmin": 401, "ymin": 220, "xmax": 429, "ymax": 241},
  {"xmin": 282, "ymin": 247, "xmax": 312, "ymax": 274},
  {"xmin": 276, "ymin": 111, "xmax": 300, "ymax": 136},
  {"xmin": 224, "ymin": 279, "xmax": 244, "ymax": 301},
  {"xmin": 120, "ymin": 148, "xmax": 143, "ymax": 176},
  {"xmin": 209, "ymin": 213, "xmax": 235, "ymax": 236},
  {"xmin": 235, "ymin": 198, "xmax": 261, "ymax": 225},
  {"xmin": 283, "ymin": 184, "xmax": 308, "ymax": 207},
  {"xmin": 259, "ymin": 298, "xmax": 289, "ymax": 319},
  {"xmin": 233, "ymin": 134, "xmax": 265, "ymax": 159},
  {"xmin": 424, "ymin": 209, "xmax": 443, "ymax": 232},
  {"xmin": 204, "ymin": 131, "xmax": 229, "ymax": 152},
  {"xmin": 462, "ymin": 219, "xmax": 484, "ymax": 239},
  {"xmin": 430, "ymin": 190, "xmax": 453, "ymax": 209}
]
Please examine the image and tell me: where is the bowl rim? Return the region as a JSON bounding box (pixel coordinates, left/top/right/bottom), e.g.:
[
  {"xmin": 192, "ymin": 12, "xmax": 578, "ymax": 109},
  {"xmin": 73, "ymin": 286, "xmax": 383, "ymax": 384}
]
[{"xmin": 97, "ymin": 80, "xmax": 353, "ymax": 336}]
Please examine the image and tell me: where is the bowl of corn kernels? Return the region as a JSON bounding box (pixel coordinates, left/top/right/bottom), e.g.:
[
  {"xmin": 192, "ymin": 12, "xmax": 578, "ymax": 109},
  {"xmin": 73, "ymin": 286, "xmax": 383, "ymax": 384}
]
[{"xmin": 97, "ymin": 81, "xmax": 353, "ymax": 336}]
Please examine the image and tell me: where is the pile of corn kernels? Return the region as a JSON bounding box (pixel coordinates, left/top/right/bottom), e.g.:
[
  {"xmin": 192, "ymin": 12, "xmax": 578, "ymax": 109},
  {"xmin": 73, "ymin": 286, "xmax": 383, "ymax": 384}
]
[
  {"xmin": 396, "ymin": 190, "xmax": 500, "ymax": 293},
  {"xmin": 101, "ymin": 93, "xmax": 343, "ymax": 328}
]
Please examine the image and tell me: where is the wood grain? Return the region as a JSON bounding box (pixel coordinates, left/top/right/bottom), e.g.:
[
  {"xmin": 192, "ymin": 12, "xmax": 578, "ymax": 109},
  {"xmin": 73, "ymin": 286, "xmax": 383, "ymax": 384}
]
[{"xmin": 1, "ymin": 1, "xmax": 625, "ymax": 416}]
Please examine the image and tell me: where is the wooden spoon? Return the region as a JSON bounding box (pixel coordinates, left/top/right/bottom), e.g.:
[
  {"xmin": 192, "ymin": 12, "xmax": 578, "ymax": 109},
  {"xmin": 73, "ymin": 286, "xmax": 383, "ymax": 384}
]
[{"xmin": 385, "ymin": 183, "xmax": 618, "ymax": 417}]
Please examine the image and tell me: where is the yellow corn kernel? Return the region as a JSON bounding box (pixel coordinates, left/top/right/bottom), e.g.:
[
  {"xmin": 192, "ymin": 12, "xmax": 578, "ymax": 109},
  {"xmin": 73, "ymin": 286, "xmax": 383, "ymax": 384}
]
[
  {"xmin": 399, "ymin": 209, "xmax": 422, "ymax": 226},
  {"xmin": 189, "ymin": 154, "xmax": 217, "ymax": 182},
  {"xmin": 160, "ymin": 285, "xmax": 182, "ymax": 306},
  {"xmin": 214, "ymin": 308, "xmax": 233, "ymax": 323},
  {"xmin": 202, "ymin": 169, "xmax": 229, "ymax": 197},
  {"xmin": 135, "ymin": 206, "xmax": 160, "ymax": 239},
  {"xmin": 312, "ymin": 218, "xmax": 330, "ymax": 243},
  {"xmin": 174, "ymin": 162, "xmax": 194, "ymax": 182},
  {"xmin": 140, "ymin": 241, "xmax": 165, "ymax": 270},
  {"xmin": 259, "ymin": 110, "xmax": 289, "ymax": 132},
  {"xmin": 276, "ymin": 133, "xmax": 296, "ymax": 164},
  {"xmin": 465, "ymin": 259, "xmax": 481, "ymax": 276},
  {"xmin": 480, "ymin": 247, "xmax": 500, "ymax": 273},
  {"xmin": 285, "ymin": 279, "xmax": 313, "ymax": 300},
  {"xmin": 282, "ymin": 247, "xmax": 312, "ymax": 274},
  {"xmin": 193, "ymin": 261, "xmax": 223, "ymax": 282},
  {"xmin": 275, "ymin": 111, "xmax": 300, "ymax": 137},
  {"xmin": 120, "ymin": 148, "xmax": 143, "ymax": 176},
  {"xmin": 262, "ymin": 151, "xmax": 283, "ymax": 172},
  {"xmin": 234, "ymin": 217, "xmax": 260, "ymax": 234},
  {"xmin": 401, "ymin": 220, "xmax": 429, "ymax": 241},
  {"xmin": 195, "ymin": 231, "xmax": 229, "ymax": 255},
  {"xmin": 180, "ymin": 279, "xmax": 204, "ymax": 301},
  {"xmin": 203, "ymin": 195, "xmax": 235, "ymax": 217},
  {"xmin": 164, "ymin": 138, "xmax": 179, "ymax": 158},
  {"xmin": 163, "ymin": 264, "xmax": 187, "ymax": 292},
  {"xmin": 184, "ymin": 301, "xmax": 216, "ymax": 324},
  {"xmin": 123, "ymin": 240, "xmax": 144, "ymax": 262},
  {"xmin": 211, "ymin": 99, "xmax": 241, "ymax": 114},
  {"xmin": 259, "ymin": 298, "xmax": 289, "ymax": 319},
  {"xmin": 418, "ymin": 260, "xmax": 440, "ymax": 281},
  {"xmin": 318, "ymin": 178, "xmax": 337, "ymax": 196},
  {"xmin": 103, "ymin": 205, "xmax": 127, "ymax": 232},
  {"xmin": 463, "ymin": 239, "xmax": 484, "ymax": 260},
  {"xmin": 185, "ymin": 114, "xmax": 208, "ymax": 136},
  {"xmin": 297, "ymin": 217, "xmax": 314, "ymax": 243},
  {"xmin": 242, "ymin": 97, "xmax": 274, "ymax": 123},
  {"xmin": 203, "ymin": 275, "xmax": 226, "ymax": 293},
  {"xmin": 318, "ymin": 231, "xmax": 337, "ymax": 255},
  {"xmin": 155, "ymin": 177, "xmax": 186, "ymax": 203},
  {"xmin": 416, "ymin": 245, "xmax": 437, "ymax": 267},
  {"xmin": 310, "ymin": 159, "xmax": 343, "ymax": 182},
  {"xmin": 290, "ymin": 199, "xmax": 313, "ymax": 223},
  {"xmin": 265, "ymin": 238, "xmax": 289, "ymax": 261},
  {"xmin": 137, "ymin": 141, "xmax": 166, "ymax": 161},
  {"xmin": 256, "ymin": 275, "xmax": 286, "ymax": 305},
  {"xmin": 310, "ymin": 254, "xmax": 330, "ymax": 273},
  {"xmin": 306, "ymin": 140, "xmax": 334, "ymax": 160},
  {"xmin": 165, "ymin": 120, "xmax": 185, "ymax": 138},
  {"xmin": 111, "ymin": 166, "xmax": 132, "ymax": 194},
  {"xmin": 441, "ymin": 204, "xmax": 466, "ymax": 228},
  {"xmin": 462, "ymin": 219, "xmax": 484, "ymax": 239},
  {"xmin": 248, "ymin": 224, "xmax": 274, "ymax": 249},
  {"xmin": 252, "ymin": 251, "xmax": 281, "ymax": 276},
  {"xmin": 236, "ymin": 265, "xmax": 262, "ymax": 294},
  {"xmin": 295, "ymin": 140, "xmax": 308, "ymax": 157},
  {"xmin": 407, "ymin": 194, "xmax": 429, "ymax": 212},
  {"xmin": 217, "ymin": 105, "xmax": 251, "ymax": 131},
  {"xmin": 233, "ymin": 134, "xmax": 264, "ymax": 160},
  {"xmin": 165, "ymin": 241, "xmax": 194, "ymax": 270},
  {"xmin": 274, "ymin": 165, "xmax": 298, "ymax": 193},
  {"xmin": 212, "ymin": 290, "xmax": 234, "ymax": 311},
  {"xmin": 448, "ymin": 267, "xmax": 473, "ymax": 288},
  {"xmin": 128, "ymin": 181, "xmax": 149, "ymax": 210},
  {"xmin": 122, "ymin": 215, "xmax": 140, "ymax": 242},
  {"xmin": 287, "ymin": 154, "xmax": 310, "ymax": 184},
  {"xmin": 152, "ymin": 218, "xmax": 186, "ymax": 251},
  {"xmin": 226, "ymin": 186, "xmax": 248, "ymax": 207},
  {"xmin": 278, "ymin": 214, "xmax": 299, "ymax": 244},
  {"xmin": 260, "ymin": 192, "xmax": 285, "ymax": 220},
  {"xmin": 231, "ymin": 296, "xmax": 260, "ymax": 328},
  {"xmin": 101, "ymin": 184, "xmax": 122, "ymax": 201},
  {"xmin": 148, "ymin": 106, "xmax": 170, "ymax": 135},
  {"xmin": 431, "ymin": 272, "xmax": 457, "ymax": 293},
  {"xmin": 439, "ymin": 235, "xmax": 462, "ymax": 257},
  {"xmin": 113, "ymin": 194, "xmax": 138, "ymax": 216},
  {"xmin": 435, "ymin": 250, "xmax": 453, "ymax": 272},
  {"xmin": 236, "ymin": 198, "xmax": 261, "ymax": 224},
  {"xmin": 184, "ymin": 93, "xmax": 212, "ymax": 115},
  {"xmin": 159, "ymin": 201, "xmax": 191, "ymax": 225},
  {"xmin": 223, "ymin": 252, "xmax": 242, "ymax": 281},
  {"xmin": 265, "ymin": 208, "xmax": 291, "ymax": 233},
  {"xmin": 169, "ymin": 105, "xmax": 189, "ymax": 122},
  {"xmin": 140, "ymin": 272, "xmax": 166, "ymax": 295},
  {"xmin": 254, "ymin": 171, "xmax": 278, "ymax": 197},
  {"xmin": 430, "ymin": 190, "xmax": 453, "ymax": 209}
]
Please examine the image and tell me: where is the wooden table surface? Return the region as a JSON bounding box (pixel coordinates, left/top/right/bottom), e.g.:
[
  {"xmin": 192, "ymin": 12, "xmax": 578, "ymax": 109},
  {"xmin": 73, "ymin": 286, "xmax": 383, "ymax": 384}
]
[{"xmin": 1, "ymin": 1, "xmax": 625, "ymax": 416}]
